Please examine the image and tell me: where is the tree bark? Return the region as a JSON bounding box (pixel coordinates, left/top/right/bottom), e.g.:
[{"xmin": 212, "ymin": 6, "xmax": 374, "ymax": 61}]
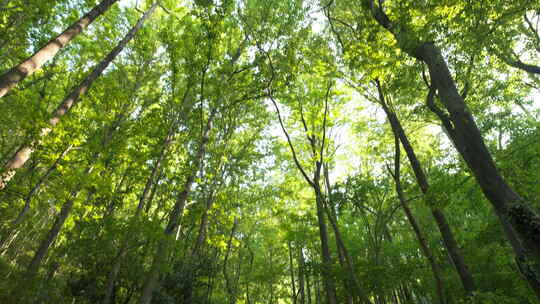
[
  {"xmin": 0, "ymin": 0, "xmax": 120, "ymax": 98},
  {"xmin": 368, "ymin": 0, "xmax": 540, "ymax": 272},
  {"xmin": 387, "ymin": 135, "xmax": 445, "ymax": 303},
  {"xmin": 0, "ymin": 145, "xmax": 71, "ymax": 249},
  {"xmin": 138, "ymin": 108, "xmax": 216, "ymax": 304},
  {"xmin": 15, "ymin": 145, "xmax": 72, "ymax": 226},
  {"xmin": 376, "ymin": 82, "xmax": 475, "ymax": 295},
  {"xmin": 0, "ymin": 2, "xmax": 157, "ymax": 191},
  {"xmin": 103, "ymin": 123, "xmax": 173, "ymax": 304},
  {"xmin": 192, "ymin": 187, "xmax": 217, "ymax": 257},
  {"xmin": 288, "ymin": 240, "xmax": 298, "ymax": 304},
  {"xmin": 496, "ymin": 212, "xmax": 540, "ymax": 297},
  {"xmin": 298, "ymin": 247, "xmax": 306, "ymax": 304},
  {"xmin": 26, "ymin": 188, "xmax": 81, "ymax": 276},
  {"xmin": 324, "ymin": 165, "xmax": 369, "ymax": 303},
  {"xmin": 314, "ymin": 188, "xmax": 338, "ymax": 304},
  {"xmin": 223, "ymin": 218, "xmax": 239, "ymax": 304}
]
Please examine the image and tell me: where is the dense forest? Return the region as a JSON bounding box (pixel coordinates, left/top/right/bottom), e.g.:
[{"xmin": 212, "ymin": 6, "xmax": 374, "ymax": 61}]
[{"xmin": 0, "ymin": 0, "xmax": 539, "ymax": 303}]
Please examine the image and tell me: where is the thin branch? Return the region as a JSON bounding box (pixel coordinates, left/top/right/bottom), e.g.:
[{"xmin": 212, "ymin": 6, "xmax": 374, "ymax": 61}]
[
  {"xmin": 268, "ymin": 94, "xmax": 316, "ymax": 188},
  {"xmin": 319, "ymin": 83, "xmax": 332, "ymax": 164}
]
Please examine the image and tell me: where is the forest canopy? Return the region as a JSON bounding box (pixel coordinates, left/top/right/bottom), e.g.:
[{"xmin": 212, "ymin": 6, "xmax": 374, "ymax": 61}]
[{"xmin": 0, "ymin": 0, "xmax": 540, "ymax": 303}]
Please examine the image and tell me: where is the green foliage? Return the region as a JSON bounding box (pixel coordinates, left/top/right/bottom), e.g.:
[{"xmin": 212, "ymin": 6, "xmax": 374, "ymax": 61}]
[{"xmin": 0, "ymin": 0, "xmax": 539, "ymax": 303}]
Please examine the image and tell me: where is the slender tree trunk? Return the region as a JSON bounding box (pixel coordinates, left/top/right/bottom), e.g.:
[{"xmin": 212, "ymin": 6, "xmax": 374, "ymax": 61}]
[
  {"xmin": 15, "ymin": 145, "xmax": 72, "ymax": 226},
  {"xmin": 288, "ymin": 240, "xmax": 298, "ymax": 304},
  {"xmin": 323, "ymin": 165, "xmax": 369, "ymax": 303},
  {"xmin": 298, "ymin": 247, "xmax": 306, "ymax": 304},
  {"xmin": 138, "ymin": 108, "xmax": 216, "ymax": 304},
  {"xmin": 388, "ymin": 135, "xmax": 445, "ymax": 304},
  {"xmin": 0, "ymin": 145, "xmax": 71, "ymax": 249},
  {"xmin": 192, "ymin": 188, "xmax": 216, "ymax": 257},
  {"xmin": 25, "ymin": 189, "xmax": 80, "ymax": 276},
  {"xmin": 185, "ymin": 173, "xmax": 223, "ymax": 303},
  {"xmin": 306, "ymin": 265, "xmax": 312, "ymax": 304},
  {"xmin": 368, "ymin": 1, "xmax": 540, "ymax": 279},
  {"xmin": 103, "ymin": 121, "xmax": 175, "ymax": 304},
  {"xmin": 139, "ymin": 124, "xmax": 175, "ymax": 213},
  {"xmin": 376, "ymin": 81, "xmax": 476, "ymax": 295},
  {"xmin": 0, "ymin": 0, "xmax": 120, "ymax": 98},
  {"xmin": 496, "ymin": 212, "xmax": 540, "ymax": 297},
  {"xmin": 314, "ymin": 189, "xmax": 338, "ymax": 304},
  {"xmin": 0, "ymin": 2, "xmax": 157, "ymax": 191},
  {"xmin": 332, "ymin": 232, "xmax": 352, "ymax": 304},
  {"xmin": 223, "ymin": 218, "xmax": 239, "ymax": 304}
]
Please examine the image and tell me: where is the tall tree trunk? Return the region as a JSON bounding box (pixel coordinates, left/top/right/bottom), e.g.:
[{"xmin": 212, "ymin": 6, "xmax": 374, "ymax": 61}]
[
  {"xmin": 103, "ymin": 120, "xmax": 175, "ymax": 304},
  {"xmin": 138, "ymin": 108, "xmax": 216, "ymax": 304},
  {"xmin": 298, "ymin": 247, "xmax": 306, "ymax": 304},
  {"xmin": 0, "ymin": 2, "xmax": 157, "ymax": 191},
  {"xmin": 496, "ymin": 212, "xmax": 540, "ymax": 297},
  {"xmin": 192, "ymin": 187, "xmax": 217, "ymax": 257},
  {"xmin": 376, "ymin": 80, "xmax": 476, "ymax": 295},
  {"xmin": 306, "ymin": 264, "xmax": 312, "ymax": 304},
  {"xmin": 314, "ymin": 188, "xmax": 338, "ymax": 304},
  {"xmin": 0, "ymin": 0, "xmax": 120, "ymax": 98},
  {"xmin": 183, "ymin": 182, "xmax": 222, "ymax": 302},
  {"xmin": 323, "ymin": 165, "xmax": 369, "ymax": 303},
  {"xmin": 15, "ymin": 145, "xmax": 72, "ymax": 226},
  {"xmin": 368, "ymin": 0, "xmax": 540, "ymax": 279},
  {"xmin": 388, "ymin": 135, "xmax": 446, "ymax": 304},
  {"xmin": 0, "ymin": 145, "xmax": 71, "ymax": 249},
  {"xmin": 288, "ymin": 240, "xmax": 298, "ymax": 304},
  {"xmin": 25, "ymin": 186, "xmax": 84, "ymax": 276},
  {"xmin": 223, "ymin": 218, "xmax": 239, "ymax": 304}
]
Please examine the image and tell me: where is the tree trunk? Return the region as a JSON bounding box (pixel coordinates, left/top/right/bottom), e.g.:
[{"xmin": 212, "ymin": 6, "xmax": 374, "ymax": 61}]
[
  {"xmin": 103, "ymin": 120, "xmax": 175, "ymax": 304},
  {"xmin": 138, "ymin": 108, "xmax": 216, "ymax": 304},
  {"xmin": 314, "ymin": 189, "xmax": 338, "ymax": 304},
  {"xmin": 184, "ymin": 167, "xmax": 223, "ymax": 303},
  {"xmin": 192, "ymin": 187, "xmax": 216, "ymax": 257},
  {"xmin": 306, "ymin": 265, "xmax": 312, "ymax": 304},
  {"xmin": 376, "ymin": 80, "xmax": 476, "ymax": 295},
  {"xmin": 0, "ymin": 2, "xmax": 157, "ymax": 191},
  {"xmin": 496, "ymin": 212, "xmax": 540, "ymax": 297},
  {"xmin": 388, "ymin": 133, "xmax": 446, "ymax": 303},
  {"xmin": 323, "ymin": 165, "xmax": 369, "ymax": 303},
  {"xmin": 419, "ymin": 42, "xmax": 540, "ymax": 258},
  {"xmin": 223, "ymin": 218, "xmax": 239, "ymax": 304},
  {"xmin": 0, "ymin": 145, "xmax": 71, "ymax": 249},
  {"xmin": 26, "ymin": 190, "xmax": 79, "ymax": 276},
  {"xmin": 15, "ymin": 145, "xmax": 72, "ymax": 226},
  {"xmin": 0, "ymin": 0, "xmax": 120, "ymax": 98},
  {"xmin": 392, "ymin": 172, "xmax": 445, "ymax": 304},
  {"xmin": 288, "ymin": 240, "xmax": 298, "ymax": 304},
  {"xmin": 298, "ymin": 247, "xmax": 306, "ymax": 304},
  {"xmin": 368, "ymin": 1, "xmax": 540, "ymax": 280}
]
